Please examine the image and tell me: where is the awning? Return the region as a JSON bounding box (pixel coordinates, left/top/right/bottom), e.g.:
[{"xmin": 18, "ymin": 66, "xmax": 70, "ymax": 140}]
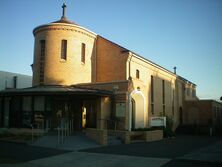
[{"xmin": 0, "ymin": 85, "xmax": 113, "ymax": 96}]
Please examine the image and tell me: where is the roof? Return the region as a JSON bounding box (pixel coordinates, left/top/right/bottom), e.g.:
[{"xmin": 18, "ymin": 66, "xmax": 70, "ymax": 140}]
[
  {"xmin": 98, "ymin": 36, "xmax": 196, "ymax": 86},
  {"xmin": 52, "ymin": 16, "xmax": 77, "ymax": 25},
  {"xmin": 0, "ymin": 85, "xmax": 113, "ymax": 96},
  {"xmin": 33, "ymin": 3, "xmax": 78, "ymax": 34}
]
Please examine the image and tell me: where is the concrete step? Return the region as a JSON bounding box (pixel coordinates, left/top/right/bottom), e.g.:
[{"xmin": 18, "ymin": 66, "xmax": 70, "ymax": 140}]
[{"xmin": 31, "ymin": 133, "xmax": 100, "ymax": 151}]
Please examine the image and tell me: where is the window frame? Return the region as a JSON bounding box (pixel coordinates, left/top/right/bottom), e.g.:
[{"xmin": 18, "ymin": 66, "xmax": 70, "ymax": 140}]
[
  {"xmin": 61, "ymin": 39, "xmax": 67, "ymax": 60},
  {"xmin": 81, "ymin": 43, "xmax": 86, "ymax": 64}
]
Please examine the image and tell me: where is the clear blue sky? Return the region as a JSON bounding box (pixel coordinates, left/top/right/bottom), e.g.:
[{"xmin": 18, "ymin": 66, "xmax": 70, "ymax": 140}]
[{"xmin": 0, "ymin": 0, "xmax": 222, "ymax": 100}]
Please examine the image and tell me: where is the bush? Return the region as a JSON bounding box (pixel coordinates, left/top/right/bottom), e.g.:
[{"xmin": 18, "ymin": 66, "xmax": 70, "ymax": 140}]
[{"xmin": 157, "ymin": 113, "xmax": 175, "ymax": 138}]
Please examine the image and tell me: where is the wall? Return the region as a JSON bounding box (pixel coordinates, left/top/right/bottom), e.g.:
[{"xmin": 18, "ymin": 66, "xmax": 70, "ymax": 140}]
[
  {"xmin": 33, "ymin": 23, "xmax": 96, "ymax": 86},
  {"xmin": 96, "ymin": 36, "xmax": 128, "ymax": 82},
  {"xmin": 85, "ymin": 128, "xmax": 107, "ymax": 145},
  {"xmin": 96, "ymin": 97, "xmax": 111, "ymax": 129},
  {"xmin": 185, "ymin": 100, "xmax": 222, "ymax": 126},
  {"xmin": 0, "ymin": 71, "xmax": 32, "ymax": 90},
  {"xmin": 128, "ymin": 53, "xmax": 178, "ymax": 128}
]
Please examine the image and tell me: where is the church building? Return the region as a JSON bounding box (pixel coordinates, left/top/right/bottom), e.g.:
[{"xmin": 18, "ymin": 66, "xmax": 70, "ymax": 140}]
[{"xmin": 0, "ymin": 4, "xmax": 198, "ymax": 138}]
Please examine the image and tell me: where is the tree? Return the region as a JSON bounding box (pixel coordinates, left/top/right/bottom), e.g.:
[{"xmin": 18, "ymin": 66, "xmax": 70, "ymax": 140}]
[{"xmin": 220, "ymin": 96, "xmax": 222, "ymax": 101}]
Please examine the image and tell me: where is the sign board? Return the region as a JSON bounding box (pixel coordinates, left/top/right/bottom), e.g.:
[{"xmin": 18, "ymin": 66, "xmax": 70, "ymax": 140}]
[
  {"xmin": 116, "ymin": 103, "xmax": 125, "ymax": 117},
  {"xmin": 150, "ymin": 117, "xmax": 166, "ymax": 127}
]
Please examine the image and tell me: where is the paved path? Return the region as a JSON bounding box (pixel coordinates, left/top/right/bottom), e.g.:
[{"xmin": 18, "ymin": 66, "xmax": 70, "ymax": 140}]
[
  {"xmin": 0, "ymin": 141, "xmax": 69, "ymax": 162},
  {"xmin": 1, "ymin": 135, "xmax": 222, "ymax": 167},
  {"xmin": 1, "ymin": 152, "xmax": 170, "ymax": 167},
  {"xmin": 81, "ymin": 135, "xmax": 221, "ymax": 159},
  {"xmin": 31, "ymin": 133, "xmax": 100, "ymax": 151},
  {"xmin": 177, "ymin": 140, "xmax": 222, "ymax": 164}
]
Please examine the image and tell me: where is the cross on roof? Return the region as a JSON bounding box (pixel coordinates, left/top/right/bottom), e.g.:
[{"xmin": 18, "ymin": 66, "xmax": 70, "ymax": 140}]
[{"xmin": 61, "ymin": 3, "xmax": 67, "ymax": 19}]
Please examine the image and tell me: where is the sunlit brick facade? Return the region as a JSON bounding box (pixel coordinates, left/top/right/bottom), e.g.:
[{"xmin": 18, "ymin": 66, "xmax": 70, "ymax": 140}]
[{"xmin": 0, "ymin": 4, "xmax": 201, "ymax": 134}]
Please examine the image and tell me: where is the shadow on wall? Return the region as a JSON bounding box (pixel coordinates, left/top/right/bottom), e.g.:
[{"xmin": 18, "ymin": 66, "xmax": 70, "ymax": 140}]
[
  {"xmin": 45, "ymin": 76, "xmax": 65, "ymax": 85},
  {"xmin": 128, "ymin": 72, "xmax": 184, "ymax": 131},
  {"xmin": 91, "ymin": 40, "xmax": 96, "ymax": 83}
]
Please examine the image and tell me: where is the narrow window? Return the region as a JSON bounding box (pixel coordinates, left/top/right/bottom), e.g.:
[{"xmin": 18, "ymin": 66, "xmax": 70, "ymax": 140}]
[
  {"xmin": 162, "ymin": 80, "xmax": 165, "ymax": 116},
  {"xmin": 61, "ymin": 40, "xmax": 67, "ymax": 60},
  {"xmin": 13, "ymin": 76, "xmax": 17, "ymax": 89},
  {"xmin": 81, "ymin": 43, "xmax": 86, "ymax": 63},
  {"xmin": 186, "ymin": 87, "xmax": 190, "ymax": 96},
  {"xmin": 39, "ymin": 40, "xmax": 45, "ymax": 84},
  {"xmin": 151, "ymin": 75, "xmax": 154, "ymax": 115},
  {"xmin": 163, "ymin": 105, "xmax": 165, "ymax": 116},
  {"xmin": 162, "ymin": 80, "xmax": 165, "ymax": 104},
  {"xmin": 136, "ymin": 69, "xmax": 140, "ymax": 79},
  {"xmin": 172, "ymin": 89, "xmax": 175, "ymax": 116},
  {"xmin": 151, "ymin": 76, "xmax": 154, "ymax": 103},
  {"xmin": 192, "ymin": 89, "xmax": 196, "ymax": 97},
  {"xmin": 151, "ymin": 104, "xmax": 154, "ymax": 115}
]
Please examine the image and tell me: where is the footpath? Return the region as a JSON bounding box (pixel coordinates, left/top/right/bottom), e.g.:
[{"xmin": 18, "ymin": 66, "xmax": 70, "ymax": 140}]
[{"xmin": 0, "ymin": 135, "xmax": 221, "ymax": 167}]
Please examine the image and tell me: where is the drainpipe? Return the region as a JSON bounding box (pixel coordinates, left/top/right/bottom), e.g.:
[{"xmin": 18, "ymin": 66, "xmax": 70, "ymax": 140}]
[
  {"xmin": 128, "ymin": 92, "xmax": 132, "ymax": 131},
  {"xmin": 127, "ymin": 52, "xmax": 133, "ymax": 131},
  {"xmin": 94, "ymin": 37, "xmax": 97, "ymax": 82}
]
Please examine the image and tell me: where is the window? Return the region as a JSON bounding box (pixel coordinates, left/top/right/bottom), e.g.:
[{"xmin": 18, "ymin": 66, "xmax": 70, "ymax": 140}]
[
  {"xmin": 192, "ymin": 89, "xmax": 196, "ymax": 97},
  {"xmin": 61, "ymin": 40, "xmax": 67, "ymax": 60},
  {"xmin": 136, "ymin": 69, "xmax": 140, "ymax": 79},
  {"xmin": 39, "ymin": 40, "xmax": 45, "ymax": 84},
  {"xmin": 81, "ymin": 43, "xmax": 86, "ymax": 64},
  {"xmin": 22, "ymin": 97, "xmax": 32, "ymax": 127},
  {"xmin": 151, "ymin": 103, "xmax": 154, "ymax": 115},
  {"xmin": 172, "ymin": 89, "xmax": 175, "ymax": 116},
  {"xmin": 186, "ymin": 88, "xmax": 190, "ymax": 96},
  {"xmin": 151, "ymin": 76, "xmax": 154, "ymax": 103},
  {"xmin": 162, "ymin": 80, "xmax": 165, "ymax": 104},
  {"xmin": 13, "ymin": 76, "xmax": 17, "ymax": 89},
  {"xmin": 151, "ymin": 76, "xmax": 154, "ymax": 115},
  {"xmin": 163, "ymin": 105, "xmax": 165, "ymax": 116},
  {"xmin": 34, "ymin": 96, "xmax": 45, "ymax": 111},
  {"xmin": 162, "ymin": 80, "xmax": 165, "ymax": 116}
]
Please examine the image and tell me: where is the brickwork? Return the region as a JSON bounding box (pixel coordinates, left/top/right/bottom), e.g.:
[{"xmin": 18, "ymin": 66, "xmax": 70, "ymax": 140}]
[
  {"xmin": 85, "ymin": 128, "xmax": 107, "ymax": 145},
  {"xmin": 33, "ymin": 23, "xmax": 96, "ymax": 86},
  {"xmin": 31, "ymin": 15, "xmax": 198, "ymax": 132},
  {"xmin": 96, "ymin": 36, "xmax": 129, "ymax": 82},
  {"xmin": 184, "ymin": 100, "xmax": 222, "ymax": 126},
  {"xmin": 144, "ymin": 130, "xmax": 163, "ymax": 142}
]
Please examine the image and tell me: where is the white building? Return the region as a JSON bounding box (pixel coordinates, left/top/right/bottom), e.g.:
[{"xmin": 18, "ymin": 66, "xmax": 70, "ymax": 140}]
[{"xmin": 0, "ymin": 71, "xmax": 32, "ymax": 90}]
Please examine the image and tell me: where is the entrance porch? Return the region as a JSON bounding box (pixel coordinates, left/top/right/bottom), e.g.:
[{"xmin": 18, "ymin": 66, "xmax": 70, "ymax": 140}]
[{"xmin": 0, "ymin": 85, "xmax": 112, "ymax": 132}]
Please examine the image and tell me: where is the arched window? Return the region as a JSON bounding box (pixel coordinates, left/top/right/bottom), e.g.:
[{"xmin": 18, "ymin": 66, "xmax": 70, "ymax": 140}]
[{"xmin": 136, "ymin": 69, "xmax": 140, "ymax": 79}]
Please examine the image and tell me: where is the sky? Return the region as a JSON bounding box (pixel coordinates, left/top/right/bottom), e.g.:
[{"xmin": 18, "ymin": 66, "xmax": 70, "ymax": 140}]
[{"xmin": 0, "ymin": 0, "xmax": 222, "ymax": 101}]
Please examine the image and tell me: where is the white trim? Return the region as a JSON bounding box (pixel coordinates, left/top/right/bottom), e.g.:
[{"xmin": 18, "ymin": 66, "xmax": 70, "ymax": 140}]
[
  {"xmin": 129, "ymin": 90, "xmax": 146, "ymax": 131},
  {"xmin": 33, "ymin": 23, "xmax": 97, "ymax": 37}
]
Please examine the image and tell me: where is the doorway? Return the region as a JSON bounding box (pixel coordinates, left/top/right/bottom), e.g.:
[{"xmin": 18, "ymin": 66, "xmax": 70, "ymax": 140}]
[
  {"xmin": 131, "ymin": 90, "xmax": 145, "ymax": 129},
  {"xmin": 82, "ymin": 100, "xmax": 97, "ymax": 129},
  {"xmin": 131, "ymin": 99, "xmax": 135, "ymax": 129}
]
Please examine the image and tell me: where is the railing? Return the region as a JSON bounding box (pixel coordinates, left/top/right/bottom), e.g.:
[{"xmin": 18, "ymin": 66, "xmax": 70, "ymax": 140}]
[{"xmin": 31, "ymin": 119, "xmax": 74, "ymax": 147}]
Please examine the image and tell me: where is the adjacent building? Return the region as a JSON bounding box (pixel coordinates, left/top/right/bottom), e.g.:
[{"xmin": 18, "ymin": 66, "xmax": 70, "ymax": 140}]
[{"xmin": 0, "ymin": 71, "xmax": 32, "ymax": 90}]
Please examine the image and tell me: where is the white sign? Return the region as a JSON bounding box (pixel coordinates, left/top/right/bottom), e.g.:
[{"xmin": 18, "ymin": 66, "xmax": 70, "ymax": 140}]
[{"xmin": 150, "ymin": 117, "xmax": 166, "ymax": 127}]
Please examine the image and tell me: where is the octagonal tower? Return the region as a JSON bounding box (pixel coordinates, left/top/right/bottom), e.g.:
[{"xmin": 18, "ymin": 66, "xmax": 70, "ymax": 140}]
[{"xmin": 32, "ymin": 3, "xmax": 97, "ymax": 86}]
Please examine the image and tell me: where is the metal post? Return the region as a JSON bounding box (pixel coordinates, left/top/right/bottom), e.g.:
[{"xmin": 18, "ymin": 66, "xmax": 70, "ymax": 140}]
[
  {"xmin": 31, "ymin": 124, "xmax": 33, "ymax": 143},
  {"xmin": 57, "ymin": 127, "xmax": 60, "ymax": 147},
  {"xmin": 67, "ymin": 123, "xmax": 69, "ymax": 136},
  {"xmin": 61, "ymin": 127, "xmax": 64, "ymax": 144}
]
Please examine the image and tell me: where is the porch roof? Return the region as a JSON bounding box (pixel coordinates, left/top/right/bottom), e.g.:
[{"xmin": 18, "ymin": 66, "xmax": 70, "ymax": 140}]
[{"xmin": 0, "ymin": 85, "xmax": 113, "ymax": 96}]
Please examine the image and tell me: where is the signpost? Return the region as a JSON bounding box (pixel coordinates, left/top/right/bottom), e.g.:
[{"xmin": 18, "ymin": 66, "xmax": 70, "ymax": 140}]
[{"xmin": 150, "ymin": 117, "xmax": 166, "ymax": 127}]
